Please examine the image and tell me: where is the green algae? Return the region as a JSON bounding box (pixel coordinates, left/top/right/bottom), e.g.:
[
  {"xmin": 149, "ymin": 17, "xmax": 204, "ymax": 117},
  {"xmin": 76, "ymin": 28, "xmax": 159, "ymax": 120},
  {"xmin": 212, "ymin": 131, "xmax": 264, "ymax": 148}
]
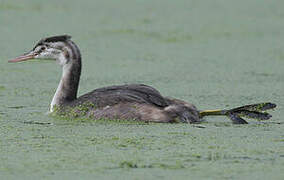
[
  {"xmin": 0, "ymin": 0, "xmax": 284, "ymax": 179},
  {"xmin": 51, "ymin": 102, "xmax": 96, "ymax": 118},
  {"xmin": 0, "ymin": 3, "xmax": 22, "ymax": 10},
  {"xmin": 50, "ymin": 103, "xmax": 150, "ymax": 124}
]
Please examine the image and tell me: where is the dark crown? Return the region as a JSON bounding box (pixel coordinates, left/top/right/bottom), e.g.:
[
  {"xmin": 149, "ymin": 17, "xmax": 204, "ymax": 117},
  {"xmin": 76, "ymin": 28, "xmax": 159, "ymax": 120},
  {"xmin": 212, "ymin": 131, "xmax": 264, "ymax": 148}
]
[
  {"xmin": 42, "ymin": 35, "xmax": 72, "ymax": 43},
  {"xmin": 33, "ymin": 35, "xmax": 72, "ymax": 50}
]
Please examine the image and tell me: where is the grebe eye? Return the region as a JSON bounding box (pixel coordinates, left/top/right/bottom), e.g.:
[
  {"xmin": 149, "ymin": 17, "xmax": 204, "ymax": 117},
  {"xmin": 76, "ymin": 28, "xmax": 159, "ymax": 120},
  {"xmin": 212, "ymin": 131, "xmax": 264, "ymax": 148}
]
[{"xmin": 40, "ymin": 46, "xmax": 46, "ymax": 51}]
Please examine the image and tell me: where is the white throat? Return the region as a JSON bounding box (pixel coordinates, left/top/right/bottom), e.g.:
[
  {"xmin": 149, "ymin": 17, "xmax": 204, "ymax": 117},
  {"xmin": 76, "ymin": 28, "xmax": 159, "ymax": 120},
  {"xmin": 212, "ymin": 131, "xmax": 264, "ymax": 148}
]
[{"xmin": 50, "ymin": 62, "xmax": 72, "ymax": 112}]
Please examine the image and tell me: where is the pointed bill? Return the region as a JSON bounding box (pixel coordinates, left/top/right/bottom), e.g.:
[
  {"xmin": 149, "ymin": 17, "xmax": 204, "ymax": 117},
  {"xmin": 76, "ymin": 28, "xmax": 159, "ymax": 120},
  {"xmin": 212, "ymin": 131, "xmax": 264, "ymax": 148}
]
[{"xmin": 8, "ymin": 52, "xmax": 37, "ymax": 63}]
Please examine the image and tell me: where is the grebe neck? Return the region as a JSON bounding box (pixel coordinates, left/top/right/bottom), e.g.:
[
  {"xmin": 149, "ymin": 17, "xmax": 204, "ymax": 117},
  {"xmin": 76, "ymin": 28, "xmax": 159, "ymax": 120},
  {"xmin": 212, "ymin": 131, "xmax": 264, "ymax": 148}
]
[{"xmin": 50, "ymin": 40, "xmax": 81, "ymax": 112}]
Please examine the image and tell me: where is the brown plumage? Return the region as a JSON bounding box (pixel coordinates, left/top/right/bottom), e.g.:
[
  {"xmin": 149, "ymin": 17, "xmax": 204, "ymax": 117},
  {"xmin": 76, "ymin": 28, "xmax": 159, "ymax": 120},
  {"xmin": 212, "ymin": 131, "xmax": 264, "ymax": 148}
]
[{"xmin": 8, "ymin": 35, "xmax": 276, "ymax": 124}]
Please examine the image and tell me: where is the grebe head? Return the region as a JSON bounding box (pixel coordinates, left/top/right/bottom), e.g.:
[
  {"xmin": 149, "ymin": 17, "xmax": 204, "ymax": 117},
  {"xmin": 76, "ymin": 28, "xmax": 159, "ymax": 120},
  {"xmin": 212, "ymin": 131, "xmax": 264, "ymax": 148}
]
[
  {"xmin": 9, "ymin": 35, "xmax": 82, "ymax": 111},
  {"xmin": 9, "ymin": 35, "xmax": 74, "ymax": 66}
]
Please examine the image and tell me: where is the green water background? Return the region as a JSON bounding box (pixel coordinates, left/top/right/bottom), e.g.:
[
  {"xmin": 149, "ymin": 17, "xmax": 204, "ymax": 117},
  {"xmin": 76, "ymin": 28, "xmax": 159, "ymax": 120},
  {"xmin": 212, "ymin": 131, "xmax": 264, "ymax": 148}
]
[{"xmin": 0, "ymin": 0, "xmax": 283, "ymax": 179}]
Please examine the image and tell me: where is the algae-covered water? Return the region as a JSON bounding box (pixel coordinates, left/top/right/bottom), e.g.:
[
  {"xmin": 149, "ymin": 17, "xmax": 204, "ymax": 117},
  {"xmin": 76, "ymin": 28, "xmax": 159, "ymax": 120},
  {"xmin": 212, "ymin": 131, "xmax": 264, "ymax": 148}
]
[{"xmin": 1, "ymin": 0, "xmax": 284, "ymax": 179}]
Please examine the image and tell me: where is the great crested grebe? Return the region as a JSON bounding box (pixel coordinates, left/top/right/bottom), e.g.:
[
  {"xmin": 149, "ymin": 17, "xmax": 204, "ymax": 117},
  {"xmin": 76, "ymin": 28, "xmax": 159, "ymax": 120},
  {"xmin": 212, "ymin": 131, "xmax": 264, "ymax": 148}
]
[{"xmin": 9, "ymin": 35, "xmax": 276, "ymax": 124}]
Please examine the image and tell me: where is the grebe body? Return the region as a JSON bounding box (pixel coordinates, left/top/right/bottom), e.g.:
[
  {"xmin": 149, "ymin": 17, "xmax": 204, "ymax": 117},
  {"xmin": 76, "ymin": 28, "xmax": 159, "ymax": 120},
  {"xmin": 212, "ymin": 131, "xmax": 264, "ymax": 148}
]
[{"xmin": 9, "ymin": 35, "xmax": 276, "ymax": 124}]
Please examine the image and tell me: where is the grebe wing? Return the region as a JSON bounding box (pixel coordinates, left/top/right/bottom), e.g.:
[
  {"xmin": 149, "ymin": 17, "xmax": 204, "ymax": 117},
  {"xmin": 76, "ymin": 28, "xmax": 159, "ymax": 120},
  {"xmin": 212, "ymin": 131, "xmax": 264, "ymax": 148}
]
[{"xmin": 74, "ymin": 84, "xmax": 169, "ymax": 108}]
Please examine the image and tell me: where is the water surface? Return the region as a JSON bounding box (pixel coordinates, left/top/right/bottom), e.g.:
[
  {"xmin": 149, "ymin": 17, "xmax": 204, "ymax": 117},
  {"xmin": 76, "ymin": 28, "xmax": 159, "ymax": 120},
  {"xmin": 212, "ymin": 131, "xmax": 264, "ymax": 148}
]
[{"xmin": 0, "ymin": 0, "xmax": 283, "ymax": 179}]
